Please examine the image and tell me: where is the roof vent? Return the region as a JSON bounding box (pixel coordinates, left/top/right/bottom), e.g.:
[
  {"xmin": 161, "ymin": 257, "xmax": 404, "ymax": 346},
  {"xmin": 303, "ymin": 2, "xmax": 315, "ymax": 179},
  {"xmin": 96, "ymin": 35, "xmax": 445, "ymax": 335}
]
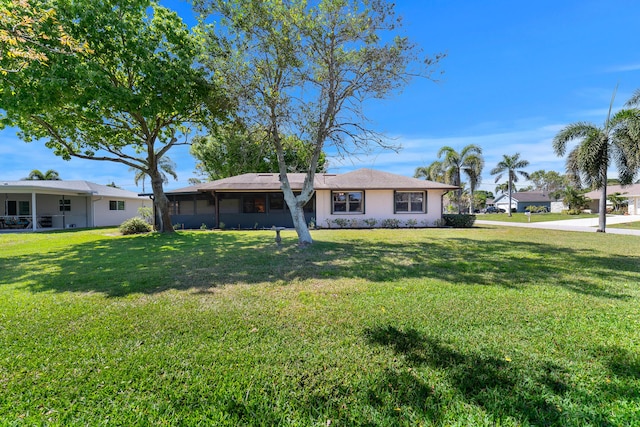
[{"xmin": 258, "ymin": 174, "xmax": 274, "ymax": 177}]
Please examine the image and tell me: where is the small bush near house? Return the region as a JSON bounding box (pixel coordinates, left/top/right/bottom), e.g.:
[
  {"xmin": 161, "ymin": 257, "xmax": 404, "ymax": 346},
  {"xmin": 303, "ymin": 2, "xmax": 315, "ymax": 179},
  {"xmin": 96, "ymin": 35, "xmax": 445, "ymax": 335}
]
[
  {"xmin": 442, "ymin": 214, "xmax": 476, "ymax": 228},
  {"xmin": 119, "ymin": 217, "xmax": 153, "ymax": 235},
  {"xmin": 380, "ymin": 218, "xmax": 400, "ymax": 228},
  {"xmin": 562, "ymin": 209, "xmax": 582, "ymax": 215},
  {"xmin": 525, "ymin": 205, "xmax": 548, "ymax": 213},
  {"xmin": 333, "ymin": 218, "xmax": 349, "ymax": 228},
  {"xmin": 363, "ymin": 218, "xmax": 377, "ymax": 228}
]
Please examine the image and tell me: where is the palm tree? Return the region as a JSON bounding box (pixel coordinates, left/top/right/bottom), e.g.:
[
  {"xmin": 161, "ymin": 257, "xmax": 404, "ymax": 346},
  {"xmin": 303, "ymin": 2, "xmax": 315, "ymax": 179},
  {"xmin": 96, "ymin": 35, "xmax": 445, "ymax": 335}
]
[
  {"xmin": 436, "ymin": 145, "xmax": 483, "ymax": 213},
  {"xmin": 130, "ymin": 156, "xmax": 178, "ymax": 193},
  {"xmin": 23, "ymin": 169, "xmax": 61, "ymax": 180},
  {"xmin": 494, "ymin": 182, "xmax": 510, "ymax": 195},
  {"xmin": 462, "ymin": 154, "xmax": 484, "ymax": 214},
  {"xmin": 490, "ymin": 153, "xmax": 530, "ymax": 217},
  {"xmin": 414, "ymin": 161, "xmax": 446, "ymax": 183},
  {"xmin": 553, "ymin": 88, "xmax": 640, "ymax": 232}
]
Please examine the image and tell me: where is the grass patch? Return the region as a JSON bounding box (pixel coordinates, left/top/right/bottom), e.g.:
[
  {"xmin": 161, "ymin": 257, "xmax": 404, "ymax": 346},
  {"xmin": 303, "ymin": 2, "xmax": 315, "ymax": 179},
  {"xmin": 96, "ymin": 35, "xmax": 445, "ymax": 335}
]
[
  {"xmin": 478, "ymin": 212, "xmax": 599, "ymax": 223},
  {"xmin": 609, "ymin": 220, "xmax": 640, "ymax": 230},
  {"xmin": 1, "ymin": 227, "xmax": 639, "ymax": 425}
]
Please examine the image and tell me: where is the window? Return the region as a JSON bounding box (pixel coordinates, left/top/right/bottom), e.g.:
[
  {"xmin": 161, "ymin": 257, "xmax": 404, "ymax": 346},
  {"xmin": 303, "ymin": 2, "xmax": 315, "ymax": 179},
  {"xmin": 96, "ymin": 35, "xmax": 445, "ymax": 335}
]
[
  {"xmin": 332, "ymin": 191, "xmax": 363, "ymax": 214},
  {"xmin": 6, "ymin": 201, "xmax": 30, "ymax": 216},
  {"xmin": 243, "ymin": 195, "xmax": 266, "ymax": 213},
  {"xmin": 109, "ymin": 200, "xmax": 126, "ymax": 211},
  {"xmin": 169, "ymin": 201, "xmax": 180, "ymax": 215},
  {"xmin": 395, "ymin": 191, "xmax": 426, "ymax": 213},
  {"xmin": 59, "ymin": 199, "xmax": 71, "ymax": 212},
  {"xmin": 18, "ymin": 201, "xmax": 30, "ymax": 215},
  {"xmin": 269, "ymin": 193, "xmax": 285, "ymax": 211}
]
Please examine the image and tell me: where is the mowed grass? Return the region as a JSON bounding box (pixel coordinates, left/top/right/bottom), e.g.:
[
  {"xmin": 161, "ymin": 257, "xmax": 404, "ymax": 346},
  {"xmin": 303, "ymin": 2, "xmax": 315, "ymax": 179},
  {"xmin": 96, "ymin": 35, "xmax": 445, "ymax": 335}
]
[
  {"xmin": 0, "ymin": 227, "xmax": 639, "ymax": 426},
  {"xmin": 477, "ymin": 212, "xmax": 599, "ymax": 223},
  {"xmin": 609, "ymin": 220, "xmax": 640, "ymax": 230}
]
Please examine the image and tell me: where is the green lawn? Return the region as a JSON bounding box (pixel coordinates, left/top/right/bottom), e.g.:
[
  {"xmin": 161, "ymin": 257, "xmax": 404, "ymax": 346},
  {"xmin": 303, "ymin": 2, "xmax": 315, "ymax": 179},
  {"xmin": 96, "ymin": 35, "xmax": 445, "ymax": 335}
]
[
  {"xmin": 477, "ymin": 212, "xmax": 599, "ymax": 223},
  {"xmin": 1, "ymin": 227, "xmax": 639, "ymax": 426},
  {"xmin": 609, "ymin": 220, "xmax": 640, "ymax": 230}
]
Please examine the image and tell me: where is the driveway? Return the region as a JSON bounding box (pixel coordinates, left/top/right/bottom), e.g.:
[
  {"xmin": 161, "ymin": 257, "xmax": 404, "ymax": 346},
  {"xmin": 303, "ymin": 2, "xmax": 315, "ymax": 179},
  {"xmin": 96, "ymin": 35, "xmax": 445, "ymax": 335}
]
[{"xmin": 475, "ymin": 215, "xmax": 640, "ymax": 236}]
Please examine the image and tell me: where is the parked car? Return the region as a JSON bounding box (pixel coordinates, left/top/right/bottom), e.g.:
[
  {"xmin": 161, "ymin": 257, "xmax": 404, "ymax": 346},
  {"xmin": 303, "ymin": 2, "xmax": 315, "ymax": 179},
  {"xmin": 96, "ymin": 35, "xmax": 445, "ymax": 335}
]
[{"xmin": 483, "ymin": 206, "xmax": 506, "ymax": 213}]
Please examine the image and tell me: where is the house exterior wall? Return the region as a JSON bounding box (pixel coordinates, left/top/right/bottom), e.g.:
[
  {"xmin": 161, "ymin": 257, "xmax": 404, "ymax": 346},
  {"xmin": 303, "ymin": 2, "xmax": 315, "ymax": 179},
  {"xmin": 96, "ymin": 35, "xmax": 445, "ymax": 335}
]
[
  {"xmin": 315, "ymin": 189, "xmax": 445, "ymax": 227},
  {"xmin": 494, "ymin": 198, "xmax": 517, "ymax": 212},
  {"xmin": 550, "ymin": 201, "xmax": 565, "ymax": 213},
  {"xmin": 92, "ymin": 197, "xmax": 147, "ymax": 227},
  {"xmin": 627, "ymin": 197, "xmax": 639, "ymax": 215}
]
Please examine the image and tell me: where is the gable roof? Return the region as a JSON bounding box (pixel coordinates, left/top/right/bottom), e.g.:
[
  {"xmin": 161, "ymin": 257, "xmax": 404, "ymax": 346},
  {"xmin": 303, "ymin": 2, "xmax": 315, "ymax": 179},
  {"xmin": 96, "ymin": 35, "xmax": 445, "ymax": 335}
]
[
  {"xmin": 0, "ymin": 180, "xmax": 146, "ymax": 199},
  {"xmin": 168, "ymin": 168, "xmax": 458, "ymax": 194},
  {"xmin": 494, "ymin": 192, "xmax": 553, "ymax": 203}
]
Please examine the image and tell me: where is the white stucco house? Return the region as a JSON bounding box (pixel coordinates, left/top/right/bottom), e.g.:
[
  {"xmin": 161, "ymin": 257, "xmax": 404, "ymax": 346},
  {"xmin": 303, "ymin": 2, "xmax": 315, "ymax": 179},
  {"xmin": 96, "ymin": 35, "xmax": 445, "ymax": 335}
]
[
  {"xmin": 164, "ymin": 168, "xmax": 458, "ymax": 229},
  {"xmin": 1, "ymin": 180, "xmax": 148, "ymax": 230},
  {"xmin": 584, "ymin": 183, "xmax": 640, "ymax": 215}
]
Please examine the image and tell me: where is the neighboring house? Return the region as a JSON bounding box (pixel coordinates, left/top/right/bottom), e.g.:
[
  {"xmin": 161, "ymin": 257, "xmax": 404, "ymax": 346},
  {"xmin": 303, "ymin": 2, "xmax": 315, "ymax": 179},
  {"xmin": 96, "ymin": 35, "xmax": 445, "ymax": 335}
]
[
  {"xmin": 493, "ymin": 192, "xmax": 554, "ymax": 213},
  {"xmin": 164, "ymin": 168, "xmax": 458, "ymax": 229},
  {"xmin": 584, "ymin": 184, "xmax": 640, "ymax": 215},
  {"xmin": 1, "ymin": 180, "xmax": 148, "ymax": 230}
]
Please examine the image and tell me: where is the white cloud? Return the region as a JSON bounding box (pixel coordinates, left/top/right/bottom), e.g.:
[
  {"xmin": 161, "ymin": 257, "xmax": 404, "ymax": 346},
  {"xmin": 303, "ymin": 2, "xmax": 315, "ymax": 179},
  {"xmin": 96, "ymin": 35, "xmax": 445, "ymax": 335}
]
[{"xmin": 605, "ymin": 63, "xmax": 640, "ymax": 73}]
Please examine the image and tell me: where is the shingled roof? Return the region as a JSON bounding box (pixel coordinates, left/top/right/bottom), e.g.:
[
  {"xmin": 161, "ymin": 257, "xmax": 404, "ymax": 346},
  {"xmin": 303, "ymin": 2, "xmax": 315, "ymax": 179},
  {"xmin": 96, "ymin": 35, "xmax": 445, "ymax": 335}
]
[
  {"xmin": 167, "ymin": 169, "xmax": 458, "ymax": 194},
  {"xmin": 0, "ymin": 180, "xmax": 145, "ymax": 198},
  {"xmin": 495, "ymin": 192, "xmax": 554, "ymax": 203}
]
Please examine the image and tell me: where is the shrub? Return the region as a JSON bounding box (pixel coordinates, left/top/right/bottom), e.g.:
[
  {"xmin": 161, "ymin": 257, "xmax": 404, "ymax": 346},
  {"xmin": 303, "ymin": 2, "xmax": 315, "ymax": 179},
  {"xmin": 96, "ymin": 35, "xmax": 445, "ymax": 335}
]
[
  {"xmin": 406, "ymin": 218, "xmax": 418, "ymax": 228},
  {"xmin": 381, "ymin": 218, "xmax": 400, "ymax": 228},
  {"xmin": 332, "ymin": 218, "xmax": 349, "ymax": 228},
  {"xmin": 363, "ymin": 218, "xmax": 377, "ymax": 228},
  {"xmin": 562, "ymin": 209, "xmax": 582, "ymax": 215},
  {"xmin": 200, "ymin": 223, "xmax": 208, "ymax": 230},
  {"xmin": 442, "ymin": 214, "xmax": 476, "ymax": 228},
  {"xmin": 525, "ymin": 205, "xmax": 548, "ymax": 213},
  {"xmin": 137, "ymin": 206, "xmax": 153, "ymax": 223},
  {"xmin": 119, "ymin": 217, "xmax": 153, "ymax": 235}
]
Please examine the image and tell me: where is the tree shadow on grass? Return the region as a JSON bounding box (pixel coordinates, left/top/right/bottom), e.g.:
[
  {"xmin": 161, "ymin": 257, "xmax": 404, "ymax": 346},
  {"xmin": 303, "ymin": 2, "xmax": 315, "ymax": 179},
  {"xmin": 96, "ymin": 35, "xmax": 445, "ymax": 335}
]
[
  {"xmin": 363, "ymin": 325, "xmax": 630, "ymax": 426},
  {"xmin": 0, "ymin": 231, "xmax": 637, "ymax": 298}
]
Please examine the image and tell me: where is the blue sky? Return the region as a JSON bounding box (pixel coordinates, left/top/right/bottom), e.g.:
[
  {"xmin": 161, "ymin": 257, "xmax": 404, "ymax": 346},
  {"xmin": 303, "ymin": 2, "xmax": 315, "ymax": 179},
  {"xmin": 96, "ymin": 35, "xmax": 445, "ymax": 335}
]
[{"xmin": 1, "ymin": 0, "xmax": 639, "ymax": 193}]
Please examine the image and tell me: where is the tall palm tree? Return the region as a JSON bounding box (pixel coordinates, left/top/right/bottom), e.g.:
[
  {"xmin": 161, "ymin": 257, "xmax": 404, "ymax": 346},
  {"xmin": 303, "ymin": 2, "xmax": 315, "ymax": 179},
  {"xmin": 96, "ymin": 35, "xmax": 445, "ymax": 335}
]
[
  {"xmin": 490, "ymin": 153, "xmax": 530, "ymax": 217},
  {"xmin": 553, "ymin": 89, "xmax": 640, "ymax": 232},
  {"xmin": 462, "ymin": 154, "xmax": 484, "ymax": 214},
  {"xmin": 23, "ymin": 169, "xmax": 61, "ymax": 180},
  {"xmin": 130, "ymin": 156, "xmax": 178, "ymax": 193},
  {"xmin": 436, "ymin": 144, "xmax": 483, "ymax": 213}
]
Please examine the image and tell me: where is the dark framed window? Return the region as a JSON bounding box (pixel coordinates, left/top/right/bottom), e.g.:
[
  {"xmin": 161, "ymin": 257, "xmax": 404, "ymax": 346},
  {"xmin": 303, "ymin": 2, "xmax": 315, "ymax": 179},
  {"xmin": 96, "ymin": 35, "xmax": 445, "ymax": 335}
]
[
  {"xmin": 109, "ymin": 200, "xmax": 126, "ymax": 211},
  {"xmin": 332, "ymin": 191, "xmax": 363, "ymax": 214},
  {"xmin": 59, "ymin": 199, "xmax": 71, "ymax": 212},
  {"xmin": 395, "ymin": 191, "xmax": 426, "ymax": 213},
  {"xmin": 269, "ymin": 193, "xmax": 285, "ymax": 211},
  {"xmin": 243, "ymin": 195, "xmax": 266, "ymax": 213},
  {"xmin": 18, "ymin": 201, "xmax": 30, "ymax": 215}
]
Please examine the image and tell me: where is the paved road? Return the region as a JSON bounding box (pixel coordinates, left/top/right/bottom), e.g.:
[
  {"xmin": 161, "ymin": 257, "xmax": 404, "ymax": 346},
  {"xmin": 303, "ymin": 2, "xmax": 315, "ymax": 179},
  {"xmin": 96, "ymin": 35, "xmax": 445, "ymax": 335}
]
[{"xmin": 475, "ymin": 215, "xmax": 640, "ymax": 236}]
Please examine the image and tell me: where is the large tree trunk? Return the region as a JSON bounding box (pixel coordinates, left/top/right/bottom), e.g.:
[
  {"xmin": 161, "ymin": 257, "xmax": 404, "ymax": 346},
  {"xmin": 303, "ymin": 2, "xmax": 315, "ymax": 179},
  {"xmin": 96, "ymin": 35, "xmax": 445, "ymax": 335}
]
[
  {"xmin": 280, "ymin": 175, "xmax": 314, "ymax": 245},
  {"xmin": 150, "ymin": 173, "xmax": 174, "ymax": 234},
  {"xmin": 282, "ymin": 185, "xmax": 313, "ymax": 245}
]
